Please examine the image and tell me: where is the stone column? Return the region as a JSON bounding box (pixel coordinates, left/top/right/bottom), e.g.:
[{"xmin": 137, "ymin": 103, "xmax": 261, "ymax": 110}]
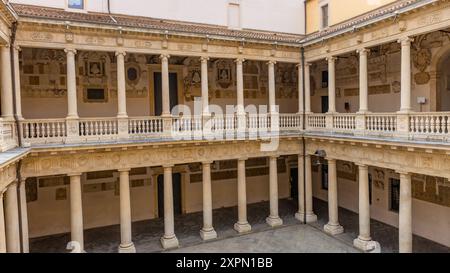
[
  {"xmin": 160, "ymin": 165, "xmax": 179, "ymax": 249},
  {"xmin": 358, "ymin": 49, "xmax": 369, "ymax": 113},
  {"xmin": 354, "ymin": 164, "xmax": 380, "ymax": 252},
  {"xmin": 200, "ymin": 161, "xmax": 217, "ymax": 240},
  {"xmin": 399, "ymin": 172, "xmax": 412, "ymax": 253},
  {"xmin": 327, "ymin": 56, "xmax": 337, "ymax": 113},
  {"xmin": 234, "ymin": 158, "xmax": 251, "ymax": 233},
  {"xmin": 236, "ymin": 58, "xmax": 246, "ymax": 137},
  {"xmin": 65, "ymin": 49, "xmax": 78, "ymax": 119},
  {"xmin": 268, "ymin": 60, "xmax": 277, "ymax": 113},
  {"xmin": 1, "ymin": 44, "xmax": 13, "ymax": 120},
  {"xmin": 13, "ymin": 45, "xmax": 23, "ymax": 120},
  {"xmin": 19, "ymin": 179, "xmax": 29, "ymax": 253},
  {"xmin": 235, "ymin": 58, "xmax": 245, "ymax": 115},
  {"xmin": 116, "ymin": 51, "xmax": 128, "ymax": 118},
  {"xmin": 118, "ymin": 169, "xmax": 136, "ymax": 253},
  {"xmin": 304, "ymin": 63, "xmax": 311, "ymax": 113},
  {"xmin": 0, "ymin": 190, "xmax": 6, "ymax": 253},
  {"xmin": 324, "ymin": 159, "xmax": 344, "ymax": 235},
  {"xmin": 295, "ymin": 154, "xmax": 317, "ymax": 223},
  {"xmin": 266, "ymin": 156, "xmax": 283, "ymax": 227},
  {"xmin": 160, "ymin": 54, "xmax": 171, "ymax": 117},
  {"xmin": 200, "ymin": 57, "xmax": 210, "ymax": 116},
  {"xmin": 398, "ymin": 37, "xmax": 413, "ymax": 113},
  {"xmin": 5, "ymin": 181, "xmax": 20, "ymax": 253},
  {"xmin": 69, "ymin": 174, "xmax": 84, "ymax": 253}
]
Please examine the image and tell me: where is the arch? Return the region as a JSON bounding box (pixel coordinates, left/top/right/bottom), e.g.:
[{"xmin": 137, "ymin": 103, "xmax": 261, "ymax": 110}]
[{"xmin": 429, "ymin": 43, "xmax": 450, "ymax": 111}]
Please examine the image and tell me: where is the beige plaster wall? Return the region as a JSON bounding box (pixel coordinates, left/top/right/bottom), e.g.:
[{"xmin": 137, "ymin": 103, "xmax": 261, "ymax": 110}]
[{"xmin": 306, "ymin": 0, "xmax": 396, "ymax": 34}]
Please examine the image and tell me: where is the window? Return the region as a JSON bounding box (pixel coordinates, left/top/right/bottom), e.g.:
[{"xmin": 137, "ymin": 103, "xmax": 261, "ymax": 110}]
[
  {"xmin": 321, "ymin": 70, "xmax": 328, "ymax": 88},
  {"xmin": 85, "ymin": 88, "xmax": 107, "ymax": 102},
  {"xmin": 321, "ymin": 4, "xmax": 329, "ymax": 28},
  {"xmin": 321, "ymin": 164, "xmax": 328, "ymax": 190},
  {"xmin": 390, "ymin": 178, "xmax": 400, "ymax": 212},
  {"xmin": 68, "ymin": 0, "xmax": 84, "ymax": 10}
]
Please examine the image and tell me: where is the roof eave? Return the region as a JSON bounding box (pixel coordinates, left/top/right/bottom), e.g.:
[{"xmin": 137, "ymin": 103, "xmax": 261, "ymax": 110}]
[{"xmin": 301, "ymin": 0, "xmax": 438, "ymax": 47}]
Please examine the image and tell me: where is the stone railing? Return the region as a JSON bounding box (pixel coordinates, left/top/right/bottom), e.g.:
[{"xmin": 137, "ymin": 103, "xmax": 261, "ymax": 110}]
[
  {"xmin": 0, "ymin": 120, "xmax": 18, "ymax": 151},
  {"xmin": 409, "ymin": 112, "xmax": 450, "ymax": 141},
  {"xmin": 20, "ymin": 119, "xmax": 67, "ymax": 145},
  {"xmin": 365, "ymin": 114, "xmax": 397, "ymax": 137},
  {"xmin": 332, "ymin": 114, "xmax": 356, "ymax": 133},
  {"xmin": 307, "ymin": 114, "xmax": 326, "ymax": 131},
  {"xmin": 0, "ymin": 112, "xmax": 446, "ymax": 150}
]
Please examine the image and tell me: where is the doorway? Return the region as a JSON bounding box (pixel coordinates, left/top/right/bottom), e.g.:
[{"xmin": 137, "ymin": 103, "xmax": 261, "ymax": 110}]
[
  {"xmin": 290, "ymin": 167, "xmax": 298, "ymax": 201},
  {"xmin": 321, "ymin": 96, "xmax": 329, "ymax": 113},
  {"xmin": 157, "ymin": 173, "xmax": 182, "ymax": 218},
  {"xmin": 154, "ymin": 72, "xmax": 179, "ymax": 116}
]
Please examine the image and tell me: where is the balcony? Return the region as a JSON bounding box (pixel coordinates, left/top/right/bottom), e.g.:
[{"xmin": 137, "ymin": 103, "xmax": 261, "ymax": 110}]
[{"xmin": 0, "ymin": 112, "xmax": 447, "ymax": 151}]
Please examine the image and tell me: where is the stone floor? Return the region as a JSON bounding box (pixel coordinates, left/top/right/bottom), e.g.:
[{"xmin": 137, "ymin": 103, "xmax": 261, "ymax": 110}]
[{"xmin": 29, "ymin": 198, "xmax": 450, "ymax": 253}]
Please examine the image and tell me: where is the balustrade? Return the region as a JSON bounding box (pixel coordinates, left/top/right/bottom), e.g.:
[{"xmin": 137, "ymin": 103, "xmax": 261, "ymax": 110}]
[{"xmin": 0, "ymin": 112, "xmax": 447, "ymax": 151}]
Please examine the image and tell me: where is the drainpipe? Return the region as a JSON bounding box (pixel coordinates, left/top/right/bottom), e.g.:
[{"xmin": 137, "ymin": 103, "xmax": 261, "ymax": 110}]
[
  {"xmin": 301, "ymin": 46, "xmax": 307, "ymax": 225},
  {"xmin": 107, "ymin": 0, "xmax": 118, "ymax": 24},
  {"xmin": 303, "ymin": 0, "xmax": 307, "ymax": 35}
]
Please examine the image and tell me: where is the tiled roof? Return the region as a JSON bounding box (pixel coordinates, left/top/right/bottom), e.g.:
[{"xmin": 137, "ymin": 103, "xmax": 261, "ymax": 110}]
[
  {"xmin": 11, "ymin": 4, "xmax": 304, "ymax": 44},
  {"xmin": 303, "ymin": 0, "xmax": 433, "ymax": 44}
]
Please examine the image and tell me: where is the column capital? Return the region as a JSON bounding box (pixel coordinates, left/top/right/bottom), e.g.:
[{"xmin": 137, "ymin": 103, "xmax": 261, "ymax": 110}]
[
  {"xmin": 200, "ymin": 56, "xmax": 210, "ymax": 63},
  {"xmin": 296, "ymin": 62, "xmax": 310, "ymax": 68},
  {"xmin": 238, "ymin": 157, "xmax": 248, "ymax": 161},
  {"xmin": 163, "ymin": 164, "xmax": 174, "ymax": 169},
  {"xmin": 118, "ymin": 168, "xmax": 131, "ymax": 173},
  {"xmin": 357, "ymin": 48, "xmax": 370, "ymax": 55},
  {"xmin": 0, "ymin": 43, "xmax": 10, "ymax": 49},
  {"xmin": 64, "ymin": 48, "xmax": 77, "ymax": 55},
  {"xmin": 13, "ymin": 44, "xmax": 21, "ymax": 52},
  {"xmin": 356, "ymin": 163, "xmax": 368, "ymax": 169},
  {"xmin": 19, "ymin": 178, "xmax": 27, "ymax": 186},
  {"xmin": 115, "ymin": 51, "xmax": 127, "ymax": 57},
  {"xmin": 326, "ymin": 56, "xmax": 337, "ymax": 62},
  {"xmin": 267, "ymin": 60, "xmax": 277, "ymax": 66},
  {"xmin": 68, "ymin": 173, "xmax": 82, "ymax": 177},
  {"xmin": 235, "ymin": 58, "xmax": 245, "ymax": 64},
  {"xmin": 397, "ymin": 170, "xmax": 411, "ymax": 176},
  {"xmin": 397, "ymin": 36, "xmax": 414, "ymax": 46},
  {"xmin": 269, "ymin": 155, "xmax": 280, "ymax": 159},
  {"xmin": 325, "ymin": 157, "xmax": 337, "ymax": 163},
  {"xmin": 202, "ymin": 161, "xmax": 214, "ymax": 165},
  {"xmin": 160, "ymin": 54, "xmax": 170, "ymax": 61}
]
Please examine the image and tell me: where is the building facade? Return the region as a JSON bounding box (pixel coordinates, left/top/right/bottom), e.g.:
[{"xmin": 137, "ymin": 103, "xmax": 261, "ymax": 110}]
[{"xmin": 0, "ymin": 0, "xmax": 448, "ymax": 253}]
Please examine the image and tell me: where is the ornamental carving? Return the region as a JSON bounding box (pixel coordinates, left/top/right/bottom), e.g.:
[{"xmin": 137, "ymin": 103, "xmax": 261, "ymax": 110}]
[
  {"xmin": 183, "ymin": 58, "xmax": 202, "ymax": 102},
  {"xmin": 215, "ymin": 59, "xmax": 233, "ymax": 89}
]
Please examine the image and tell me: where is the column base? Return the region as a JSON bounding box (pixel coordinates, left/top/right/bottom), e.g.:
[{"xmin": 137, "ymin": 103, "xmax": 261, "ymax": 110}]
[
  {"xmin": 200, "ymin": 228, "xmax": 217, "ymax": 241},
  {"xmin": 234, "ymin": 222, "xmax": 252, "ymax": 234},
  {"xmin": 160, "ymin": 235, "xmax": 179, "ymax": 250},
  {"xmin": 353, "ymin": 237, "xmax": 381, "ymax": 253},
  {"xmin": 266, "ymin": 216, "xmax": 283, "ymax": 227},
  {"xmin": 324, "ymin": 223, "xmax": 344, "ymax": 235},
  {"xmin": 295, "ymin": 212, "xmax": 318, "ymax": 223},
  {"xmin": 118, "ymin": 242, "xmax": 136, "ymax": 253}
]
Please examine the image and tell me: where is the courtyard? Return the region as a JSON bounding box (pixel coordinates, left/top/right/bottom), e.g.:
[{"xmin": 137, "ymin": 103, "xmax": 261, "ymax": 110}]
[{"xmin": 29, "ymin": 199, "xmax": 450, "ymax": 253}]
